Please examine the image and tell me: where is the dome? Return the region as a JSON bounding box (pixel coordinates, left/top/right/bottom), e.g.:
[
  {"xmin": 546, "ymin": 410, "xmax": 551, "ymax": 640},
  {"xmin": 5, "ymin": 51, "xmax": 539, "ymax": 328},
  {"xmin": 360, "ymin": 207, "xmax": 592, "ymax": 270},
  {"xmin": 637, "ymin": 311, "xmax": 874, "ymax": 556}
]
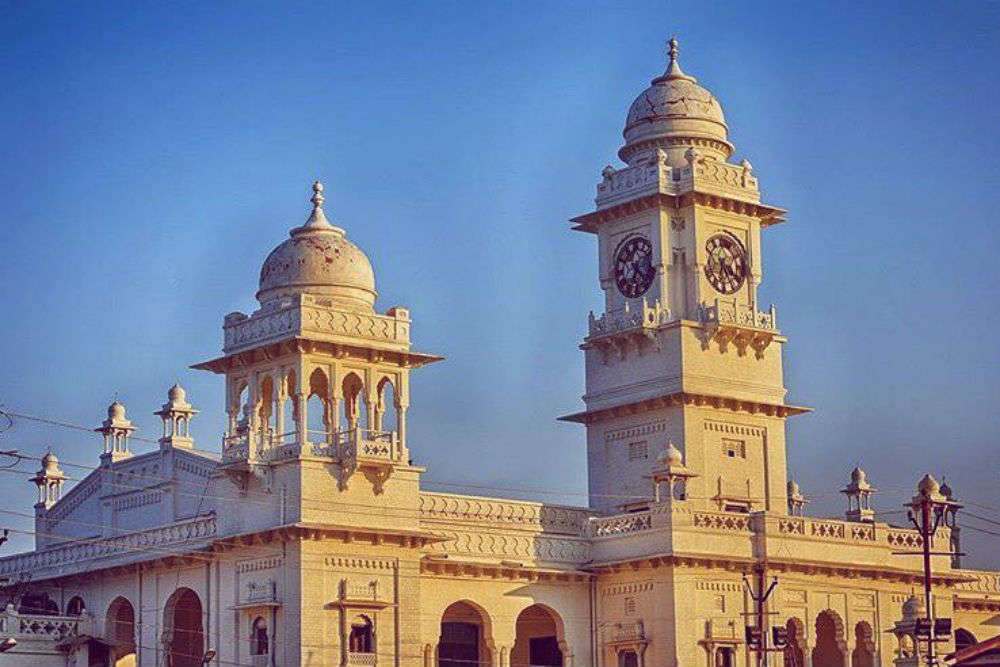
[
  {"xmin": 787, "ymin": 479, "xmax": 801, "ymax": 496},
  {"xmin": 256, "ymin": 182, "xmax": 377, "ymax": 312},
  {"xmin": 940, "ymin": 477, "xmax": 954, "ymax": 500},
  {"xmin": 851, "ymin": 466, "xmax": 867, "ymax": 485},
  {"xmin": 902, "ymin": 594, "xmax": 925, "ymax": 620},
  {"xmin": 108, "ymin": 400, "xmax": 126, "ymax": 420},
  {"xmin": 41, "ymin": 450, "xmax": 58, "ymax": 469},
  {"xmin": 167, "ymin": 383, "xmax": 186, "ymax": 402},
  {"xmin": 658, "ymin": 442, "xmax": 684, "ymax": 467},
  {"xmin": 619, "ymin": 38, "xmax": 732, "ymax": 167},
  {"xmin": 917, "ymin": 473, "xmax": 940, "ymax": 497}
]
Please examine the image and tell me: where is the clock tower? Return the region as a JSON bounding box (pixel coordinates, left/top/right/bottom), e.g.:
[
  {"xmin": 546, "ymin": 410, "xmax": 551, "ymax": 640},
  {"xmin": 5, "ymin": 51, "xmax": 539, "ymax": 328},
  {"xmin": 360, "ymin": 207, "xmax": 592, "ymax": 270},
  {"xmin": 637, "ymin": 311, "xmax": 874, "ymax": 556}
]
[{"xmin": 562, "ymin": 39, "xmax": 809, "ymax": 514}]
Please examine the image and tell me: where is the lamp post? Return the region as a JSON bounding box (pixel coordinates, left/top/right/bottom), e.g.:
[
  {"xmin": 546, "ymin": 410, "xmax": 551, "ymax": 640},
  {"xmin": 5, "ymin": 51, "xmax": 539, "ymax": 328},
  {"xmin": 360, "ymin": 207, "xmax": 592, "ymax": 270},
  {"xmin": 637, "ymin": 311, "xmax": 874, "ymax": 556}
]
[{"xmin": 903, "ymin": 474, "xmax": 962, "ymax": 667}]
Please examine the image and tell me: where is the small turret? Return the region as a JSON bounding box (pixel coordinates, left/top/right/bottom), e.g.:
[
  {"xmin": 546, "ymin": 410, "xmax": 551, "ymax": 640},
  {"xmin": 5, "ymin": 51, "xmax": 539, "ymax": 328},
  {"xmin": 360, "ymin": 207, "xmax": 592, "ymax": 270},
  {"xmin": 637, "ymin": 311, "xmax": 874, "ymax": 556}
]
[
  {"xmin": 30, "ymin": 450, "xmax": 67, "ymax": 510},
  {"xmin": 154, "ymin": 383, "xmax": 198, "ymax": 450},
  {"xmin": 648, "ymin": 442, "xmax": 697, "ymax": 503},
  {"xmin": 787, "ymin": 478, "xmax": 807, "ymax": 516},
  {"xmin": 842, "ymin": 465, "xmax": 876, "ymax": 523},
  {"xmin": 96, "ymin": 399, "xmax": 135, "ymax": 463}
]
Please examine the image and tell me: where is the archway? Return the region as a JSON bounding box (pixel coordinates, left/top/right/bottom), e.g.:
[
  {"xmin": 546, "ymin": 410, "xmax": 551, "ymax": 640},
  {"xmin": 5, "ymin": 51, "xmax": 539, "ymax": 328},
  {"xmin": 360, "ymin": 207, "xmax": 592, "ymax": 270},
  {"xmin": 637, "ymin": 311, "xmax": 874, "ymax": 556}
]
[
  {"xmin": 66, "ymin": 596, "xmax": 86, "ymax": 616},
  {"xmin": 813, "ymin": 611, "xmax": 845, "ymax": 667},
  {"xmin": 852, "ymin": 622, "xmax": 875, "ymax": 667},
  {"xmin": 438, "ymin": 601, "xmax": 492, "ymax": 667},
  {"xmin": 251, "ymin": 616, "xmax": 269, "ymax": 657},
  {"xmin": 376, "ymin": 378, "xmax": 398, "ymax": 434},
  {"xmin": 784, "ymin": 618, "xmax": 806, "ymax": 667},
  {"xmin": 955, "ymin": 628, "xmax": 978, "ymax": 652},
  {"xmin": 342, "ymin": 373, "xmax": 366, "ymax": 431},
  {"xmin": 306, "ymin": 368, "xmax": 329, "ymax": 440},
  {"xmin": 512, "ymin": 604, "xmax": 565, "ymax": 667},
  {"xmin": 349, "ymin": 614, "xmax": 375, "ymax": 655},
  {"xmin": 164, "ymin": 588, "xmax": 204, "ymax": 667},
  {"xmin": 106, "ymin": 597, "xmax": 136, "ymax": 667}
]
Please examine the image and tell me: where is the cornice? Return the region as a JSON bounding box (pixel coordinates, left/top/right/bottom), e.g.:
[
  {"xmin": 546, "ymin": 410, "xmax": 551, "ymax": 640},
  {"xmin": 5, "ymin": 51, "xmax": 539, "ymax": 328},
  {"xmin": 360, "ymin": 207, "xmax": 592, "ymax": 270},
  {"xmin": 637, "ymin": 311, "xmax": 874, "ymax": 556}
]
[
  {"xmin": 192, "ymin": 337, "xmax": 443, "ymax": 375},
  {"xmin": 570, "ymin": 192, "xmax": 786, "ymax": 234},
  {"xmin": 559, "ymin": 390, "xmax": 810, "ymax": 424}
]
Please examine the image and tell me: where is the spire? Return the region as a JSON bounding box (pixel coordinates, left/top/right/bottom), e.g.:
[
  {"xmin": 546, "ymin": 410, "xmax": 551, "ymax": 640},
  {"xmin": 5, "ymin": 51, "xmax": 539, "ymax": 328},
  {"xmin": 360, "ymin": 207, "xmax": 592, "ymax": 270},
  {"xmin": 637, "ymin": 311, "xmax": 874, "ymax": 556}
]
[
  {"xmin": 654, "ymin": 36, "xmax": 695, "ymax": 84},
  {"xmin": 293, "ymin": 180, "xmax": 341, "ymax": 235}
]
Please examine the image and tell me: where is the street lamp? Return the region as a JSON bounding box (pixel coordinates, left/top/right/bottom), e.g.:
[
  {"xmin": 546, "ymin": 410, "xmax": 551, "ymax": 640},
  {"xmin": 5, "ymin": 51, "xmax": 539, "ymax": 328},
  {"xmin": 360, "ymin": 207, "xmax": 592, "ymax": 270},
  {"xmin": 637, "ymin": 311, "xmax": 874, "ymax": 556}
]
[{"xmin": 904, "ymin": 474, "xmax": 962, "ymax": 667}]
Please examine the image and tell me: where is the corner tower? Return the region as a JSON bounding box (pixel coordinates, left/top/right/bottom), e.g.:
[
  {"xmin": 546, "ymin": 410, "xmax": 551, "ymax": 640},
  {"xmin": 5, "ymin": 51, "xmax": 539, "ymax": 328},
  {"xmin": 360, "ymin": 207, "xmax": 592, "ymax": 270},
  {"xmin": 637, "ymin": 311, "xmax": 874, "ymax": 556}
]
[
  {"xmin": 562, "ymin": 40, "xmax": 808, "ymax": 514},
  {"xmin": 194, "ymin": 182, "xmax": 441, "ymax": 532}
]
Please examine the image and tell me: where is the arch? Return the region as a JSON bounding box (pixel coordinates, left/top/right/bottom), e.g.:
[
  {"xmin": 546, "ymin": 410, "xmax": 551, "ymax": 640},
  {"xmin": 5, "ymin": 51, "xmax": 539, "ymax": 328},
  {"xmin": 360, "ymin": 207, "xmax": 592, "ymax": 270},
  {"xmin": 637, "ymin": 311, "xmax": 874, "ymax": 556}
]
[
  {"xmin": 852, "ymin": 621, "xmax": 875, "ymax": 667},
  {"xmin": 376, "ymin": 377, "xmax": 398, "ymax": 433},
  {"xmin": 349, "ymin": 614, "xmax": 375, "ymax": 654},
  {"xmin": 618, "ymin": 651, "xmax": 639, "ymax": 667},
  {"xmin": 438, "ymin": 600, "xmax": 493, "ymax": 667},
  {"xmin": 66, "ymin": 595, "xmax": 86, "ymax": 616},
  {"xmin": 342, "ymin": 372, "xmax": 366, "ymax": 430},
  {"xmin": 106, "ymin": 596, "xmax": 136, "ymax": 667},
  {"xmin": 163, "ymin": 587, "xmax": 204, "ymax": 667},
  {"xmin": 251, "ymin": 616, "xmax": 269, "ymax": 656},
  {"xmin": 784, "ymin": 618, "xmax": 806, "ymax": 667},
  {"xmin": 813, "ymin": 610, "xmax": 846, "ymax": 667},
  {"xmin": 512, "ymin": 604, "xmax": 565, "ymax": 667},
  {"xmin": 305, "ymin": 367, "xmax": 329, "ymax": 438},
  {"xmin": 955, "ymin": 628, "xmax": 978, "ymax": 652},
  {"xmin": 258, "ymin": 375, "xmax": 275, "ymax": 432}
]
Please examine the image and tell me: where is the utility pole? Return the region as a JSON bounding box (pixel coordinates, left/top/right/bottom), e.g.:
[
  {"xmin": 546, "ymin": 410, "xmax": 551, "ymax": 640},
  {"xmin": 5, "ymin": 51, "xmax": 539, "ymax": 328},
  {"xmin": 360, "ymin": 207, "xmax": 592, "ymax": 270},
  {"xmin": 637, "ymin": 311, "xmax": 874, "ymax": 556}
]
[
  {"xmin": 895, "ymin": 474, "xmax": 962, "ymax": 667},
  {"xmin": 744, "ymin": 562, "xmax": 782, "ymax": 667}
]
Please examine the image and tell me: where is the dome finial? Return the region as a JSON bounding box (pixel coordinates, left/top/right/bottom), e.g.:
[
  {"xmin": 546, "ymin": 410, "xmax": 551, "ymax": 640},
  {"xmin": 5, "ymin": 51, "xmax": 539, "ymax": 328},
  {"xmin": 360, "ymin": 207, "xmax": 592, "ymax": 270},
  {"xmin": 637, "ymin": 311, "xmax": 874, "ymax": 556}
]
[
  {"xmin": 295, "ymin": 180, "xmax": 338, "ymax": 234},
  {"xmin": 311, "ymin": 180, "xmax": 325, "ymax": 209},
  {"xmin": 662, "ymin": 35, "xmax": 693, "ymax": 82}
]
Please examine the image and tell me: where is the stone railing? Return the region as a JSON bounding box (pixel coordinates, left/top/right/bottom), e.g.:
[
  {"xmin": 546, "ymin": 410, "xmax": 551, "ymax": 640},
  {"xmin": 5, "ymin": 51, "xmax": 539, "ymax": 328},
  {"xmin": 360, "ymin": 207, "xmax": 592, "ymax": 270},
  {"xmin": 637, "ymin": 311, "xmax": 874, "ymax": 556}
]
[
  {"xmin": 224, "ymin": 295, "xmax": 410, "ymax": 354},
  {"xmin": 0, "ymin": 606, "xmax": 80, "ymax": 641},
  {"xmin": 706, "ymin": 618, "xmax": 740, "ymax": 640},
  {"xmin": 347, "ymin": 653, "xmax": 377, "ymax": 666},
  {"xmin": 595, "ymin": 153, "xmax": 760, "ymax": 210},
  {"xmin": 222, "ymin": 429, "xmax": 403, "ymax": 465},
  {"xmin": 589, "ymin": 511, "xmax": 652, "ymax": 537},
  {"xmin": 605, "ymin": 620, "xmax": 646, "ymax": 643},
  {"xmin": 587, "ymin": 299, "xmax": 672, "ymax": 339},
  {"xmin": 0, "ymin": 515, "xmax": 217, "ymax": 578},
  {"xmin": 700, "ymin": 298, "xmax": 777, "ymax": 331},
  {"xmin": 340, "ymin": 579, "xmax": 379, "ymax": 601},
  {"xmin": 692, "ymin": 510, "xmax": 752, "ymax": 532},
  {"xmin": 419, "ymin": 493, "xmax": 591, "ymax": 535},
  {"xmin": 243, "ymin": 579, "xmax": 278, "ymax": 606}
]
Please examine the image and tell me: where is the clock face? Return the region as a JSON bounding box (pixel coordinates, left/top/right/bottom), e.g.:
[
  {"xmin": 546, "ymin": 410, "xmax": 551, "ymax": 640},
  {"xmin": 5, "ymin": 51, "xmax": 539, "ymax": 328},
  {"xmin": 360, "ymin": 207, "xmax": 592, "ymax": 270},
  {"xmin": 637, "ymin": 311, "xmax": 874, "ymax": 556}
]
[
  {"xmin": 704, "ymin": 233, "xmax": 748, "ymax": 294},
  {"xmin": 614, "ymin": 236, "xmax": 655, "ymax": 298}
]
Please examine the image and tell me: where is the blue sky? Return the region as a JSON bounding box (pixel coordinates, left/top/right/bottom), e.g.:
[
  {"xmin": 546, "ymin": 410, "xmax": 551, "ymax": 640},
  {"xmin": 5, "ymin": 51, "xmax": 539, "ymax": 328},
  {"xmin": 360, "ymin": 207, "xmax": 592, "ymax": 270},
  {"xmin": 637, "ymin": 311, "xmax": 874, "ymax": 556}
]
[{"xmin": 1, "ymin": 1, "xmax": 999, "ymax": 565}]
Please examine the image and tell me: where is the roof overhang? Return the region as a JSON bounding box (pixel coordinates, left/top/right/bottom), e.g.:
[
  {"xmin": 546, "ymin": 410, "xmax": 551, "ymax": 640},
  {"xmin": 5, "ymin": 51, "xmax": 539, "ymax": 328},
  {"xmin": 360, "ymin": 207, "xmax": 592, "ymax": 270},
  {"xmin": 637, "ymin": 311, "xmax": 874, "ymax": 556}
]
[
  {"xmin": 571, "ymin": 192, "xmax": 786, "ymax": 234},
  {"xmin": 559, "ymin": 390, "xmax": 811, "ymax": 424}
]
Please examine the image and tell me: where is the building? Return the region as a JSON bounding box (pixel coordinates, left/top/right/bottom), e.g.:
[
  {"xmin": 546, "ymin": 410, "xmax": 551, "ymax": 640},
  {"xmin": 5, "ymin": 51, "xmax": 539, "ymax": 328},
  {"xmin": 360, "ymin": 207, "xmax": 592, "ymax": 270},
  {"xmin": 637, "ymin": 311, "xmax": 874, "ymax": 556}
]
[{"xmin": 1, "ymin": 38, "xmax": 999, "ymax": 667}]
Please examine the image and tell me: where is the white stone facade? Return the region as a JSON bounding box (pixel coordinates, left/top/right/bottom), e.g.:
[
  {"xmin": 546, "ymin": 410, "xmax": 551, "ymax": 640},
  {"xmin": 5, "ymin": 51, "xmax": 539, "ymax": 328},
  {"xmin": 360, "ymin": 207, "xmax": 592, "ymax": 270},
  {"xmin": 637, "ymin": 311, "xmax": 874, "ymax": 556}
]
[{"xmin": 1, "ymin": 40, "xmax": 997, "ymax": 667}]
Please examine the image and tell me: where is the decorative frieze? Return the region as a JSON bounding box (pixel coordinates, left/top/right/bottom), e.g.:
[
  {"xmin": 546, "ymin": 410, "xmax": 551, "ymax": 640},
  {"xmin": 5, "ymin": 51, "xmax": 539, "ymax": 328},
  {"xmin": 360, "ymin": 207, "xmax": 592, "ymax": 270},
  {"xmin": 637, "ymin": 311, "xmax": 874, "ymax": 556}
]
[
  {"xmin": 605, "ymin": 421, "xmax": 668, "ymax": 443},
  {"xmin": 704, "ymin": 421, "xmax": 765, "ymax": 438},
  {"xmin": 604, "ymin": 582, "xmax": 654, "ymax": 597},
  {"xmin": 419, "ymin": 492, "xmax": 590, "ymax": 534},
  {"xmin": 325, "ymin": 556, "xmax": 397, "ymax": 571}
]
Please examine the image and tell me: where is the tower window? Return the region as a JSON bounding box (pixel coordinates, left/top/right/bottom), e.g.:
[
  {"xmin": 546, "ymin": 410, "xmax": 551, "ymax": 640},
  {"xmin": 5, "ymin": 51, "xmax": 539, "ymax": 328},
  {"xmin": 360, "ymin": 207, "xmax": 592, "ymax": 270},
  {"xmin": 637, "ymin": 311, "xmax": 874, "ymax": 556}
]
[
  {"xmin": 624, "ymin": 597, "xmax": 636, "ymax": 615},
  {"xmin": 628, "ymin": 442, "xmax": 648, "ymax": 461},
  {"xmin": 723, "ymin": 439, "xmax": 746, "ymax": 458}
]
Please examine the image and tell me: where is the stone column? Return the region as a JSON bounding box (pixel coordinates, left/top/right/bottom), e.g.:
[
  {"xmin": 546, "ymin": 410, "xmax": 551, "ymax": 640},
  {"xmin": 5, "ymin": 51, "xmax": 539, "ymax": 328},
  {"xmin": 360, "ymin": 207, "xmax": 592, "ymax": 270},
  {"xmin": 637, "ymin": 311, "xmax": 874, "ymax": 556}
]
[{"xmin": 296, "ymin": 393, "xmax": 307, "ymax": 447}]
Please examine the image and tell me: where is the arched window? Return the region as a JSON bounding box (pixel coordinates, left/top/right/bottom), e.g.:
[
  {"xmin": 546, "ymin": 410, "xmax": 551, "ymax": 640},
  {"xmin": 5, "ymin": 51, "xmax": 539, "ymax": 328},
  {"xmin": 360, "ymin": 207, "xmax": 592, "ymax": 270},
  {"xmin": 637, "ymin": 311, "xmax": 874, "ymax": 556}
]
[
  {"xmin": 251, "ymin": 617, "xmax": 269, "ymax": 656},
  {"xmin": 955, "ymin": 629, "xmax": 978, "ymax": 652},
  {"xmin": 66, "ymin": 596, "xmax": 86, "ymax": 616},
  {"xmin": 716, "ymin": 647, "xmax": 735, "ymax": 667},
  {"xmin": 618, "ymin": 651, "xmax": 639, "ymax": 667},
  {"xmin": 349, "ymin": 615, "xmax": 374, "ymax": 654}
]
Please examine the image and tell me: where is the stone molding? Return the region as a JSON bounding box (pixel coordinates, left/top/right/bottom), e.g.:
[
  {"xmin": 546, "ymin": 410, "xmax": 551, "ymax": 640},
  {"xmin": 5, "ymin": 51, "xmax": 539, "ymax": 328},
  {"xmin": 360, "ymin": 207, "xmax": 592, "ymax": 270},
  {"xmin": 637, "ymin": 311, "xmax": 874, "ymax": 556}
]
[
  {"xmin": 223, "ymin": 294, "xmax": 411, "ymax": 355},
  {"xmin": 0, "ymin": 514, "xmax": 216, "ymax": 579},
  {"xmin": 419, "ymin": 492, "xmax": 591, "ymax": 534}
]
